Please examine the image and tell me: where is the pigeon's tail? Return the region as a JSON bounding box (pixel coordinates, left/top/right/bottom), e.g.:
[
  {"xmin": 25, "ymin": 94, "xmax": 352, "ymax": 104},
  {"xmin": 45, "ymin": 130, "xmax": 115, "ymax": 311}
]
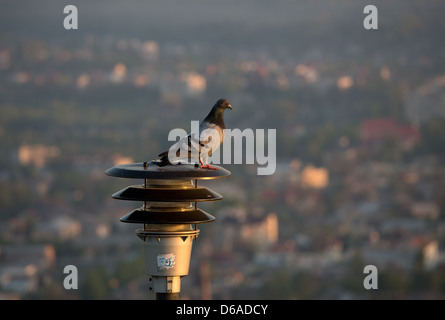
[{"xmin": 157, "ymin": 151, "xmax": 171, "ymax": 167}]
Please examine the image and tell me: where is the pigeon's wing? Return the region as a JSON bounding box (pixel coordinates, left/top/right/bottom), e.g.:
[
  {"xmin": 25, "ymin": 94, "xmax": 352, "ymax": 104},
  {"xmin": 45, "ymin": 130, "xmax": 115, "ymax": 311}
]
[
  {"xmin": 163, "ymin": 127, "xmax": 206, "ymax": 163},
  {"xmin": 158, "ymin": 132, "xmax": 192, "ymax": 163},
  {"xmin": 198, "ymin": 123, "xmax": 224, "ymax": 160},
  {"xmin": 158, "ymin": 122, "xmax": 224, "ymax": 164}
]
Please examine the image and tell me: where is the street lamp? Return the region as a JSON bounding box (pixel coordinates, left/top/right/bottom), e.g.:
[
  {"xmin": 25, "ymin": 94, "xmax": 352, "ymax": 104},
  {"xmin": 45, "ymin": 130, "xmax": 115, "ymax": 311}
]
[{"xmin": 106, "ymin": 161, "xmax": 230, "ymax": 299}]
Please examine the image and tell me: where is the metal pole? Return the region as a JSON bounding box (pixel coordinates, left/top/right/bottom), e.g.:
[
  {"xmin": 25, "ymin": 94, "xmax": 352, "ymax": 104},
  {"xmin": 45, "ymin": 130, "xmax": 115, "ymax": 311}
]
[{"xmin": 156, "ymin": 292, "xmax": 179, "ymax": 300}]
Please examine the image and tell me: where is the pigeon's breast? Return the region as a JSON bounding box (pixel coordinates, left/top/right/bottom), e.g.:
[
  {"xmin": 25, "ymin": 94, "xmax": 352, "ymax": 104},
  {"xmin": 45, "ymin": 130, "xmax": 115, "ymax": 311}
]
[{"xmin": 201, "ymin": 123, "xmax": 224, "ymax": 144}]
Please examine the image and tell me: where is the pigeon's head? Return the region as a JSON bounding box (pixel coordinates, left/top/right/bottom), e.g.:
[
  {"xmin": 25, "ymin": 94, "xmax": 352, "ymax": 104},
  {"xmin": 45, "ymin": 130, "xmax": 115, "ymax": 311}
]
[
  {"xmin": 205, "ymin": 98, "xmax": 232, "ymax": 127},
  {"xmin": 214, "ymin": 98, "xmax": 232, "ymax": 111}
]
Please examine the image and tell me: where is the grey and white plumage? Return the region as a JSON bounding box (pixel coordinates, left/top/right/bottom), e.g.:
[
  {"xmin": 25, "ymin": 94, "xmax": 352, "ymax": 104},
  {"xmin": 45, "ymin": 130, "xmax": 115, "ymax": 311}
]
[{"xmin": 157, "ymin": 98, "xmax": 232, "ymax": 169}]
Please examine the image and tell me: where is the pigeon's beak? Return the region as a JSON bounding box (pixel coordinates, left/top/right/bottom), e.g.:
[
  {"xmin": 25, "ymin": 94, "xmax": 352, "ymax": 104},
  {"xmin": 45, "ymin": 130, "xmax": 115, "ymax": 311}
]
[{"xmin": 227, "ymin": 104, "xmax": 232, "ymax": 110}]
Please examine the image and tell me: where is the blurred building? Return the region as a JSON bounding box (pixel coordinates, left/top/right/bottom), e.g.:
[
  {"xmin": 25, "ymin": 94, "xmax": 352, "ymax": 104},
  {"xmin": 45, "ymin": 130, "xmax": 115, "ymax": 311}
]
[
  {"xmin": 31, "ymin": 216, "xmax": 82, "ymax": 241},
  {"xmin": 406, "ymin": 75, "xmax": 445, "ymax": 124},
  {"xmin": 240, "ymin": 213, "xmax": 279, "ymax": 249},
  {"xmin": 411, "ymin": 202, "xmax": 440, "ymax": 220},
  {"xmin": 216, "ymin": 209, "xmax": 278, "ymax": 252},
  {"xmin": 301, "ymin": 165, "xmax": 329, "ymax": 189},
  {"xmin": 18, "ymin": 144, "xmax": 60, "ymax": 168},
  {"xmin": 423, "ymin": 240, "xmax": 439, "ymax": 271},
  {"xmin": 360, "ymin": 118, "xmax": 420, "ymax": 149},
  {"xmin": 0, "ymin": 244, "xmax": 56, "ymax": 295}
]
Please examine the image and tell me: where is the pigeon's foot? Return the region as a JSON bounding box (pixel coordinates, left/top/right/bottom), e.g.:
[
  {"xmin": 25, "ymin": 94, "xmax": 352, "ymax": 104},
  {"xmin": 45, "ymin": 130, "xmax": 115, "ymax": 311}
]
[{"xmin": 200, "ymin": 164, "xmax": 219, "ymax": 170}]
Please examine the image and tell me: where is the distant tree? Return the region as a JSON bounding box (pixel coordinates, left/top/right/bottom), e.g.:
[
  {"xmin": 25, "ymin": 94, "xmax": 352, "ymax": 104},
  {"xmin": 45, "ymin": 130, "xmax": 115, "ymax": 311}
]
[
  {"xmin": 417, "ymin": 117, "xmax": 445, "ymax": 158},
  {"xmin": 341, "ymin": 253, "xmax": 366, "ymax": 293},
  {"xmin": 115, "ymin": 254, "xmax": 145, "ymax": 285},
  {"xmin": 81, "ymin": 266, "xmax": 110, "ymax": 300},
  {"xmin": 261, "ymin": 269, "xmax": 322, "ymax": 299},
  {"xmin": 378, "ymin": 266, "xmax": 408, "ymax": 299}
]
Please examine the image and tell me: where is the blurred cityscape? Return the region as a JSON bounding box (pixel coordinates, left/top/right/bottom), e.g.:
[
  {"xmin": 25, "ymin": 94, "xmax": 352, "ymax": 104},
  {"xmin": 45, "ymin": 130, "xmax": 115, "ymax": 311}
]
[{"xmin": 1, "ymin": 0, "xmax": 445, "ymax": 299}]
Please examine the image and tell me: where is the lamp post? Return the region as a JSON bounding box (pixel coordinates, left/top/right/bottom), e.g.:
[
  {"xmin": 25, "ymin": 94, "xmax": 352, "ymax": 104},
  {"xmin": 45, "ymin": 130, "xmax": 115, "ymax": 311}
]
[{"xmin": 106, "ymin": 161, "xmax": 230, "ymax": 300}]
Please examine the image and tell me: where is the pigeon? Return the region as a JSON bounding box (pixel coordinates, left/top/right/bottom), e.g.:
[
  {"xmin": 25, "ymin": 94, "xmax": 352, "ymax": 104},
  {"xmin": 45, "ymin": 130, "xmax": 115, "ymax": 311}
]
[{"xmin": 157, "ymin": 98, "xmax": 232, "ymax": 169}]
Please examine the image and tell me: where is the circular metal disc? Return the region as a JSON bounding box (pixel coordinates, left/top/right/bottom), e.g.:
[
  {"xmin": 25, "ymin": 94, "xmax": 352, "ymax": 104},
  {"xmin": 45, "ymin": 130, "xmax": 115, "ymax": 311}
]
[
  {"xmin": 112, "ymin": 185, "xmax": 223, "ymax": 202},
  {"xmin": 120, "ymin": 208, "xmax": 216, "ymax": 224},
  {"xmin": 105, "ymin": 161, "xmax": 231, "ymax": 180}
]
